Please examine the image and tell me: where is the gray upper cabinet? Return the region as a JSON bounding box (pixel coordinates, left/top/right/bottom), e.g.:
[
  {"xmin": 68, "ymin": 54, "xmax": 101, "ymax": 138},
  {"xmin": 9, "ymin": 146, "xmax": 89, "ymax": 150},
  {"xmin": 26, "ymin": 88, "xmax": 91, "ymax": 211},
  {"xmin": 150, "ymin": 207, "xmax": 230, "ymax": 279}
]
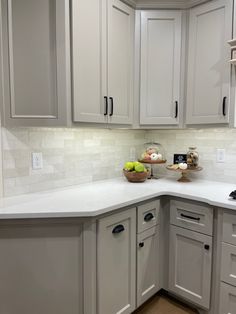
[
  {"xmin": 71, "ymin": 0, "xmax": 106, "ymax": 124},
  {"xmin": 140, "ymin": 11, "xmax": 182, "ymax": 125},
  {"xmin": 72, "ymin": 0, "xmax": 134, "ymax": 125},
  {"xmin": 186, "ymin": 0, "xmax": 233, "ymax": 125},
  {"xmin": 0, "ymin": 0, "xmax": 71, "ymax": 127},
  {"xmin": 107, "ymin": 0, "xmax": 134, "ymax": 125}
]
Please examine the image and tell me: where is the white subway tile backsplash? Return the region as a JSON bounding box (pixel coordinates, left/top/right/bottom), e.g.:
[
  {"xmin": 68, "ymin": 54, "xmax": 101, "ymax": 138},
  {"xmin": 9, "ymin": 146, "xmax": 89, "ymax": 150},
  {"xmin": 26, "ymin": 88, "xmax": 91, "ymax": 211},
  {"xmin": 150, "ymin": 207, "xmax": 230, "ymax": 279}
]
[
  {"xmin": 2, "ymin": 128, "xmax": 145, "ymax": 196},
  {"xmin": 2, "ymin": 127, "xmax": 236, "ymax": 197},
  {"xmin": 146, "ymin": 128, "xmax": 236, "ymax": 184}
]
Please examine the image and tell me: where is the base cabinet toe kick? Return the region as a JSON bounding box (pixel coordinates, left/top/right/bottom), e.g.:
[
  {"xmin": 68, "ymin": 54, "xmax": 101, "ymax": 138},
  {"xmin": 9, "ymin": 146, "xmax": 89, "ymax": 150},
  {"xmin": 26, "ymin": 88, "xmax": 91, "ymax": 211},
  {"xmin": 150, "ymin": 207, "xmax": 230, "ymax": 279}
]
[{"xmin": 0, "ymin": 198, "xmax": 233, "ymax": 314}]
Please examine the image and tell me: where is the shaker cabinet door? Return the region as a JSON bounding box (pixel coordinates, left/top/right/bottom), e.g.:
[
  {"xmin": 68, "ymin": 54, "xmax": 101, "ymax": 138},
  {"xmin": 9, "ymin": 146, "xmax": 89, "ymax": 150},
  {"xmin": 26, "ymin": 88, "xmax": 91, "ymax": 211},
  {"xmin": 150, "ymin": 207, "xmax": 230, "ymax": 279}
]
[
  {"xmin": 72, "ymin": 0, "xmax": 134, "ymax": 126},
  {"xmin": 97, "ymin": 208, "xmax": 136, "ymax": 314},
  {"xmin": 107, "ymin": 0, "xmax": 134, "ymax": 125},
  {"xmin": 71, "ymin": 0, "xmax": 107, "ymax": 124},
  {"xmin": 169, "ymin": 225, "xmax": 212, "ymax": 309},
  {"xmin": 220, "ymin": 282, "xmax": 236, "ymax": 314},
  {"xmin": 1, "ymin": 0, "xmax": 70, "ymax": 126},
  {"xmin": 137, "ymin": 226, "xmax": 160, "ymax": 307},
  {"xmin": 140, "ymin": 11, "xmax": 182, "ymax": 125},
  {"xmin": 186, "ymin": 0, "xmax": 233, "ymax": 125}
]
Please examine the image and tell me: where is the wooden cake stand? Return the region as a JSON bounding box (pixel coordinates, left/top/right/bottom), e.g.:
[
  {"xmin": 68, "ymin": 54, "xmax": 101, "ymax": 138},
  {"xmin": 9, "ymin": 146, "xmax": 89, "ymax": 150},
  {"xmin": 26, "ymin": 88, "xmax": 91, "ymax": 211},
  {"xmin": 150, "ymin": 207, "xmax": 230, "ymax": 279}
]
[{"xmin": 166, "ymin": 166, "xmax": 203, "ymax": 182}]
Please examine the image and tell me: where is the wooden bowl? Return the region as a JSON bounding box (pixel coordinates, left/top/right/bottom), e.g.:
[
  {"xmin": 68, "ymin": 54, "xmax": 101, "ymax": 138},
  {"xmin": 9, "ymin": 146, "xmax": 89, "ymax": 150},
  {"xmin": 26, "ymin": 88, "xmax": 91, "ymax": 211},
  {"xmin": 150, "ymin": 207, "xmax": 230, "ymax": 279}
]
[{"xmin": 123, "ymin": 169, "xmax": 150, "ymax": 183}]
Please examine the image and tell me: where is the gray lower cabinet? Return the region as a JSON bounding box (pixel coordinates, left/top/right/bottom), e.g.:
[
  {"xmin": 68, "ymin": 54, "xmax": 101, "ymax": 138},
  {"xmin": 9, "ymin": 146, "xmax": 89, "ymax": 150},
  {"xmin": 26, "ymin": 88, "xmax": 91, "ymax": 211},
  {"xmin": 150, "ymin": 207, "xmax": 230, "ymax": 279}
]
[
  {"xmin": 0, "ymin": 0, "xmax": 71, "ymax": 127},
  {"xmin": 137, "ymin": 200, "xmax": 160, "ymax": 233},
  {"xmin": 169, "ymin": 225, "xmax": 212, "ymax": 309},
  {"xmin": 221, "ymin": 242, "xmax": 236, "ymax": 287},
  {"xmin": 97, "ymin": 207, "xmax": 136, "ymax": 314},
  {"xmin": 137, "ymin": 225, "xmax": 160, "ymax": 307},
  {"xmin": 219, "ymin": 209, "xmax": 236, "ymax": 314},
  {"xmin": 0, "ymin": 220, "xmax": 84, "ymax": 314},
  {"xmin": 219, "ymin": 282, "xmax": 236, "ymax": 314},
  {"xmin": 170, "ymin": 199, "xmax": 213, "ymax": 235},
  {"xmin": 222, "ymin": 210, "xmax": 236, "ymax": 246}
]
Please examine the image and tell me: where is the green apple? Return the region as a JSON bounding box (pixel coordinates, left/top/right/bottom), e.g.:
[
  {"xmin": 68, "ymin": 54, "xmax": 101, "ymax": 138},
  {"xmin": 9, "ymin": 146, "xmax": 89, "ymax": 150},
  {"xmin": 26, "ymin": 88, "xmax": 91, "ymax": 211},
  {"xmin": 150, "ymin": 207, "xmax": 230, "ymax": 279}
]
[
  {"xmin": 135, "ymin": 164, "xmax": 145, "ymax": 173},
  {"xmin": 124, "ymin": 161, "xmax": 134, "ymax": 171},
  {"xmin": 133, "ymin": 161, "xmax": 141, "ymax": 167}
]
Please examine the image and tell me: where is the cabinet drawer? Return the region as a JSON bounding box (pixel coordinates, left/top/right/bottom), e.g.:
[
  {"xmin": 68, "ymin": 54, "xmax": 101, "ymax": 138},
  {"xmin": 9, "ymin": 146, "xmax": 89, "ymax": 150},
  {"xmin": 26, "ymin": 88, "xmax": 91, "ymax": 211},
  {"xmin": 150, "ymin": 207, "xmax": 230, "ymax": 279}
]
[
  {"xmin": 137, "ymin": 200, "xmax": 160, "ymax": 233},
  {"xmin": 222, "ymin": 211, "xmax": 236, "ymax": 245},
  {"xmin": 220, "ymin": 282, "xmax": 236, "ymax": 314},
  {"xmin": 170, "ymin": 199, "xmax": 213, "ymax": 235},
  {"xmin": 221, "ymin": 242, "xmax": 236, "ymax": 287}
]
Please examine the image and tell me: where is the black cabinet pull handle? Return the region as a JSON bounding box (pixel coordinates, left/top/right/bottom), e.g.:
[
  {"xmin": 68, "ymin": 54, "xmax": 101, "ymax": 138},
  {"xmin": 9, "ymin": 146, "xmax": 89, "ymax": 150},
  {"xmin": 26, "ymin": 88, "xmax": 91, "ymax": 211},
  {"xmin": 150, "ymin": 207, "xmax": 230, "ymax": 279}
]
[
  {"xmin": 104, "ymin": 96, "xmax": 108, "ymax": 116},
  {"xmin": 112, "ymin": 224, "xmax": 125, "ymax": 234},
  {"xmin": 204, "ymin": 244, "xmax": 210, "ymax": 250},
  {"xmin": 222, "ymin": 96, "xmax": 227, "ymax": 116},
  {"xmin": 180, "ymin": 213, "xmax": 200, "ymax": 221},
  {"xmin": 109, "ymin": 97, "xmax": 114, "ymax": 116},
  {"xmin": 144, "ymin": 212, "xmax": 154, "ymax": 222},
  {"xmin": 175, "ymin": 101, "xmax": 178, "ymax": 118},
  {"xmin": 139, "ymin": 242, "xmax": 144, "ymax": 248}
]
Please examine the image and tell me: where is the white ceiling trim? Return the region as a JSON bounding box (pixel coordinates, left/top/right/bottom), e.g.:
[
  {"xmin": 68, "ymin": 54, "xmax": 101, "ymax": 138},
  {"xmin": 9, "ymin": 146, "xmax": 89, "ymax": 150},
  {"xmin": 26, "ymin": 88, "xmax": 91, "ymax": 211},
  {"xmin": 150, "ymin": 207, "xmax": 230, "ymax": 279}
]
[
  {"xmin": 122, "ymin": 0, "xmax": 137, "ymax": 8},
  {"xmin": 124, "ymin": 0, "xmax": 211, "ymax": 9}
]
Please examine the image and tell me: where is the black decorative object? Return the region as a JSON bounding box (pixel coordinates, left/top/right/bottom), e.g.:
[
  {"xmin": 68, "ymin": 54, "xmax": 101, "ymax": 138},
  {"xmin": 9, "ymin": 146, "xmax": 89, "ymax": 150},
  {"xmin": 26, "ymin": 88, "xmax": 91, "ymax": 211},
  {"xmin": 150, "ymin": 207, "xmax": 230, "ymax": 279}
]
[
  {"xmin": 229, "ymin": 190, "xmax": 236, "ymax": 199},
  {"xmin": 173, "ymin": 154, "xmax": 187, "ymax": 164}
]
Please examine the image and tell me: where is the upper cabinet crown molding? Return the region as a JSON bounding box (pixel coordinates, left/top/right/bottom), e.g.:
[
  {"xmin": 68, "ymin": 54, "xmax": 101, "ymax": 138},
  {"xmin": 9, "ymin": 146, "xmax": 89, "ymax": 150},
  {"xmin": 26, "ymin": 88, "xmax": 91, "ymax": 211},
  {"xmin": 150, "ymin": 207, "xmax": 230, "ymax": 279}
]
[{"xmin": 125, "ymin": 0, "xmax": 211, "ymax": 9}]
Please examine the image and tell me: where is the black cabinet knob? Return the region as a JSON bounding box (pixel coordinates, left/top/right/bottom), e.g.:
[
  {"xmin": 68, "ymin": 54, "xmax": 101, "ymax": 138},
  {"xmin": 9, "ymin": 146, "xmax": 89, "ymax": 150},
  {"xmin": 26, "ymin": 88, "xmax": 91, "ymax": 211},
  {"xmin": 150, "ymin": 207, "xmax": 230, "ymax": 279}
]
[
  {"xmin": 139, "ymin": 242, "xmax": 144, "ymax": 248},
  {"xmin": 112, "ymin": 224, "xmax": 125, "ymax": 234},
  {"xmin": 144, "ymin": 212, "xmax": 154, "ymax": 222},
  {"xmin": 204, "ymin": 244, "xmax": 210, "ymax": 250}
]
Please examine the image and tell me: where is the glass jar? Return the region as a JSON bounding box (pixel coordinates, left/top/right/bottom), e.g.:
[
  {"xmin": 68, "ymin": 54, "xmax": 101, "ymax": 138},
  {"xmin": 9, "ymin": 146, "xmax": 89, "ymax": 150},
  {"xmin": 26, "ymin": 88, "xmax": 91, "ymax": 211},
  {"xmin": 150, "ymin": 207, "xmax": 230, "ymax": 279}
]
[
  {"xmin": 187, "ymin": 147, "xmax": 199, "ymax": 168},
  {"xmin": 139, "ymin": 142, "xmax": 166, "ymax": 163}
]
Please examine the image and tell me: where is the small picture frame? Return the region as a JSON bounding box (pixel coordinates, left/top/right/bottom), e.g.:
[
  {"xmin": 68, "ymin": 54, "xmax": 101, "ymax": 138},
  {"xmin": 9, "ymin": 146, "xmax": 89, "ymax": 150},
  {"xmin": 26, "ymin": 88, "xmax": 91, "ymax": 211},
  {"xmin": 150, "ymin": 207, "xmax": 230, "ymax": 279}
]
[{"xmin": 173, "ymin": 154, "xmax": 187, "ymax": 164}]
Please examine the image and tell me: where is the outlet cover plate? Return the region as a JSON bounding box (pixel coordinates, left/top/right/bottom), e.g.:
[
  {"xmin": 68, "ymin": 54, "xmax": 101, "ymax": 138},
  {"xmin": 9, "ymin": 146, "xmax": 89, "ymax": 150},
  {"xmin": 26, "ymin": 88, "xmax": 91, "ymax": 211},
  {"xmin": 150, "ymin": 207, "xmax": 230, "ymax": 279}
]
[{"xmin": 32, "ymin": 152, "xmax": 43, "ymax": 169}]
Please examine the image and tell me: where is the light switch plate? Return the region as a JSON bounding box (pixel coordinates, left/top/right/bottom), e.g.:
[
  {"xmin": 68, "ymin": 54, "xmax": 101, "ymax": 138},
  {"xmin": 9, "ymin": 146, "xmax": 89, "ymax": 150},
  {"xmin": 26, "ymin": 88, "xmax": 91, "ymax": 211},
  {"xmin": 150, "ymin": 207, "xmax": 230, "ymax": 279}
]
[{"xmin": 32, "ymin": 152, "xmax": 43, "ymax": 169}]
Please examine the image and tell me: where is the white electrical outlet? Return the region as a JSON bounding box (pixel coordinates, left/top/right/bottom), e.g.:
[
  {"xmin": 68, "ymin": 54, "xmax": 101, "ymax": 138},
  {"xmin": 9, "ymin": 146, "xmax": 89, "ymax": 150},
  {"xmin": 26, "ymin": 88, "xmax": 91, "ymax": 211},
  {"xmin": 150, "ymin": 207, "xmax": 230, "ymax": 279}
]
[
  {"xmin": 32, "ymin": 152, "xmax": 43, "ymax": 169},
  {"xmin": 216, "ymin": 149, "xmax": 226, "ymax": 163}
]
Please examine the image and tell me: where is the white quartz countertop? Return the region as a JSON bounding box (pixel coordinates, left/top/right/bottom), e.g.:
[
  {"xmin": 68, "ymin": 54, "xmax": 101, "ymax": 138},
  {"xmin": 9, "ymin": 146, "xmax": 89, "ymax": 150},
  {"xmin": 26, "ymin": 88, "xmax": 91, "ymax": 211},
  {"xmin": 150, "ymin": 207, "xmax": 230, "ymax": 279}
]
[{"xmin": 0, "ymin": 177, "xmax": 235, "ymax": 219}]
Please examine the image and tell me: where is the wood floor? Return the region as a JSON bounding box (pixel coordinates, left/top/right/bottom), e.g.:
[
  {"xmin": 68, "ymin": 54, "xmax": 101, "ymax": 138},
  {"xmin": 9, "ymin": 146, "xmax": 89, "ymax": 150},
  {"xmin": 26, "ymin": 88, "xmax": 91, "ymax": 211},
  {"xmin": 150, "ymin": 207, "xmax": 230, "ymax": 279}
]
[{"xmin": 134, "ymin": 295, "xmax": 198, "ymax": 314}]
